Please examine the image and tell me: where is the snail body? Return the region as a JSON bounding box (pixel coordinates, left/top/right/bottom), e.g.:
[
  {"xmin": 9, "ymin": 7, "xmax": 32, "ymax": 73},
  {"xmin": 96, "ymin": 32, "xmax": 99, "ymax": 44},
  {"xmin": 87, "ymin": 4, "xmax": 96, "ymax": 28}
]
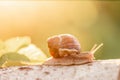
[{"xmin": 44, "ymin": 34, "xmax": 103, "ymax": 65}]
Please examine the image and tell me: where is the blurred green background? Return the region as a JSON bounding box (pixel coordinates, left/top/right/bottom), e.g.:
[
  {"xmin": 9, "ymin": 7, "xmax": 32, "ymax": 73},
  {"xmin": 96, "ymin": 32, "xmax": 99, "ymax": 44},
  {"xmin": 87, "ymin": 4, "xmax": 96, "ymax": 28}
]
[{"xmin": 0, "ymin": 1, "xmax": 120, "ymax": 59}]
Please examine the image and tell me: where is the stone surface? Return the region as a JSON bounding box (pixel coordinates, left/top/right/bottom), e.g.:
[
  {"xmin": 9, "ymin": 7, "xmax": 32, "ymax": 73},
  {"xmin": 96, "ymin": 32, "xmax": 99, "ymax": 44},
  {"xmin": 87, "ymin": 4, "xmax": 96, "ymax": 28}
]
[{"xmin": 0, "ymin": 59, "xmax": 120, "ymax": 80}]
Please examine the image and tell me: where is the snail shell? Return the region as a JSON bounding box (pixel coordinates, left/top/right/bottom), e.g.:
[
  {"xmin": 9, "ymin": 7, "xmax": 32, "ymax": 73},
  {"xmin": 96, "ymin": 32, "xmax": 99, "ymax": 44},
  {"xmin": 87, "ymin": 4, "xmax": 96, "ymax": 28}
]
[{"xmin": 47, "ymin": 34, "xmax": 81, "ymax": 58}]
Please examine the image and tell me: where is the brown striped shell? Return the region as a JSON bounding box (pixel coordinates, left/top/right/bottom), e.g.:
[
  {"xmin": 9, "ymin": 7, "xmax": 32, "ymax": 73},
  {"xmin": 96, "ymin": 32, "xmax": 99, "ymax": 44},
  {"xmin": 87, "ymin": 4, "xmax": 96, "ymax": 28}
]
[{"xmin": 47, "ymin": 34, "xmax": 81, "ymax": 58}]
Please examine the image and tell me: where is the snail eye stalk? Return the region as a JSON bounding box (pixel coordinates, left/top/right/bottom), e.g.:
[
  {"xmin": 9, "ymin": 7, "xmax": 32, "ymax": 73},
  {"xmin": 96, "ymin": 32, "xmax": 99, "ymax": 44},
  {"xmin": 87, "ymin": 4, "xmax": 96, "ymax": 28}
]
[{"xmin": 90, "ymin": 43, "xmax": 103, "ymax": 54}]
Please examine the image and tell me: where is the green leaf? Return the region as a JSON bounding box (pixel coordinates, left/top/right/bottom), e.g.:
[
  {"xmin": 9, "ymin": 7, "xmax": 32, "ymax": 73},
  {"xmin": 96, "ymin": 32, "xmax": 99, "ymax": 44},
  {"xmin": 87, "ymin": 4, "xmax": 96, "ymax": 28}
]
[
  {"xmin": 18, "ymin": 44, "xmax": 47, "ymax": 62},
  {"xmin": 4, "ymin": 37, "xmax": 31, "ymax": 52},
  {"xmin": 0, "ymin": 52, "xmax": 30, "ymax": 67}
]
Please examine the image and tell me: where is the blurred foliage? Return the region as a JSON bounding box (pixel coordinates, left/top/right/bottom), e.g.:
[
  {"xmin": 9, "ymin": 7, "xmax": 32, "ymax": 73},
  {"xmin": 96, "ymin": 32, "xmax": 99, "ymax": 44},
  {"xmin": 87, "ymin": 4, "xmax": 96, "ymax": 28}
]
[{"xmin": 0, "ymin": 1, "xmax": 120, "ymax": 59}]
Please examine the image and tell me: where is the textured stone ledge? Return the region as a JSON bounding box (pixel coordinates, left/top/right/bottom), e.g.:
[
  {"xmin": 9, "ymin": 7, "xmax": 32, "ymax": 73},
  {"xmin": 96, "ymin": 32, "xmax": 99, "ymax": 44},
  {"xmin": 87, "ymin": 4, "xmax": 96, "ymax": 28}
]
[{"xmin": 0, "ymin": 59, "xmax": 120, "ymax": 80}]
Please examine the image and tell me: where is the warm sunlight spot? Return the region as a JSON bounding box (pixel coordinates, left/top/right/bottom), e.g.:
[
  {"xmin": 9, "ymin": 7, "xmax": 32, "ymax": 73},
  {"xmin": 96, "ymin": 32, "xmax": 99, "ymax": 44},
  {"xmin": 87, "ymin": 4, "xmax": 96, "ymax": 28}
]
[
  {"xmin": 0, "ymin": 1, "xmax": 17, "ymax": 6},
  {"xmin": 0, "ymin": 1, "xmax": 98, "ymax": 54}
]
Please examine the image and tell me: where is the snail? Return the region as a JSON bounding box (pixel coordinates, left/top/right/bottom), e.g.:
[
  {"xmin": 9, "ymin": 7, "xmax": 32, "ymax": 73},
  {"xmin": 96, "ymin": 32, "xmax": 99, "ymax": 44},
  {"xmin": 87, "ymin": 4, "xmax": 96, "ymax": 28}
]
[{"xmin": 44, "ymin": 34, "xmax": 103, "ymax": 66}]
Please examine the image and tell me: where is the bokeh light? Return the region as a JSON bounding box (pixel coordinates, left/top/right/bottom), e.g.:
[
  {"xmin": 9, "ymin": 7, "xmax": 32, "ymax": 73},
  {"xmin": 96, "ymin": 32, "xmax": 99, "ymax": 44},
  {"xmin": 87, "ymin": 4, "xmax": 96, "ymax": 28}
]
[{"xmin": 0, "ymin": 1, "xmax": 120, "ymax": 59}]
